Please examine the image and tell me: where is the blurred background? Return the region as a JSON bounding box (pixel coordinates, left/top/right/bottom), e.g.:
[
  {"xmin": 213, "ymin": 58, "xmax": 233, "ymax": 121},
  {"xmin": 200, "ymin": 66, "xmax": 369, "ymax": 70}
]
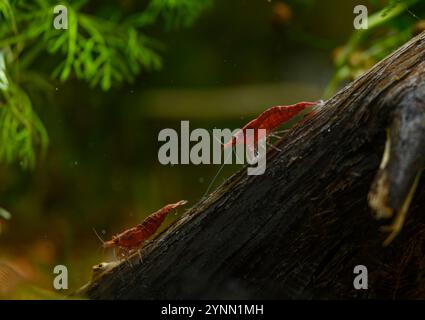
[{"xmin": 0, "ymin": 0, "xmax": 424, "ymax": 298}]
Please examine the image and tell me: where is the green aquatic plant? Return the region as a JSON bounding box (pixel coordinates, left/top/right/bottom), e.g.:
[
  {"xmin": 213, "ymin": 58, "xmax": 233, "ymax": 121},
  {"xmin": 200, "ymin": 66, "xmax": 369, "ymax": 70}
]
[
  {"xmin": 0, "ymin": 0, "xmax": 211, "ymax": 168},
  {"xmin": 325, "ymin": 0, "xmax": 423, "ymax": 97}
]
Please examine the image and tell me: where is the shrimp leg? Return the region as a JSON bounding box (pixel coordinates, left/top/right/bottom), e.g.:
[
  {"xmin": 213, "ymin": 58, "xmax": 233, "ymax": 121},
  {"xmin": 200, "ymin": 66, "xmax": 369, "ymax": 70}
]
[{"xmin": 267, "ymin": 141, "xmax": 282, "ymax": 152}]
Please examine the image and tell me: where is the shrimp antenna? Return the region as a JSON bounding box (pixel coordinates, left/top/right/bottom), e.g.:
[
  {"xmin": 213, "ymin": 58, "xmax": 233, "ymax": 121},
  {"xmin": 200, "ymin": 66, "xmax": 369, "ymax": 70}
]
[
  {"xmin": 92, "ymin": 227, "xmax": 105, "ymax": 245},
  {"xmin": 203, "ymin": 160, "xmax": 227, "ymax": 199},
  {"xmin": 203, "ymin": 134, "xmax": 238, "ymax": 198}
]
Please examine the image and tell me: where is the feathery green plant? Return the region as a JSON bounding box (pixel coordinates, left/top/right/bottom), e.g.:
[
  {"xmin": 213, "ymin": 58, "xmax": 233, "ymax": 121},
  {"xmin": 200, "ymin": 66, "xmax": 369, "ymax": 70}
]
[{"xmin": 0, "ymin": 0, "xmax": 211, "ymax": 168}]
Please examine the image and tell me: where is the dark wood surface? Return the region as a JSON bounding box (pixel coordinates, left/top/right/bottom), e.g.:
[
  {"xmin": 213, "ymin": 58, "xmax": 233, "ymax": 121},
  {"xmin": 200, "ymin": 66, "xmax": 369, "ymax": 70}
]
[{"xmin": 78, "ymin": 32, "xmax": 425, "ymax": 299}]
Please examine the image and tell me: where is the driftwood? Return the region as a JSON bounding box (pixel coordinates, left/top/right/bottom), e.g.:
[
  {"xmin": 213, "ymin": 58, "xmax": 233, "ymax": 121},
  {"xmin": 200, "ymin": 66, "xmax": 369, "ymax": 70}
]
[{"xmin": 78, "ymin": 32, "xmax": 425, "ymax": 299}]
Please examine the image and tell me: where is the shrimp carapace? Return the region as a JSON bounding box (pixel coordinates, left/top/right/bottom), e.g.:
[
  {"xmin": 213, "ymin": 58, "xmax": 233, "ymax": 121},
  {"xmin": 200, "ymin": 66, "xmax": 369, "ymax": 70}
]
[
  {"xmin": 224, "ymin": 101, "xmax": 319, "ymax": 148},
  {"xmin": 101, "ymin": 200, "xmax": 188, "ymax": 251}
]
